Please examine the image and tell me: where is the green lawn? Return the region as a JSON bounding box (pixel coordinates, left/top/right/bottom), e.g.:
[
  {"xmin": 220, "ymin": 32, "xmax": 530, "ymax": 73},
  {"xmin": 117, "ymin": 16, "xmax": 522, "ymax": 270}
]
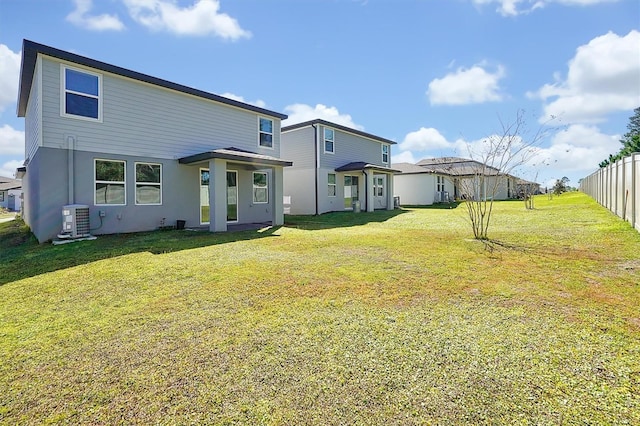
[{"xmin": 1, "ymin": 192, "xmax": 639, "ymax": 424}]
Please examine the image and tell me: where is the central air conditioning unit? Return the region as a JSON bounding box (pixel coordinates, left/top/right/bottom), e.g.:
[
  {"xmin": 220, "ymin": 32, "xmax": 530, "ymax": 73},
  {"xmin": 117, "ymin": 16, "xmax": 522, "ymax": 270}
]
[{"xmin": 60, "ymin": 204, "xmax": 91, "ymax": 238}]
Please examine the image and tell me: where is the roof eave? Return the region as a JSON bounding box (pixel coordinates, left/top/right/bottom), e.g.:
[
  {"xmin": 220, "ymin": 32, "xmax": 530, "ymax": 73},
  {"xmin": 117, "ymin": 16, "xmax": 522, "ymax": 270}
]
[{"xmin": 17, "ymin": 39, "xmax": 287, "ymax": 120}]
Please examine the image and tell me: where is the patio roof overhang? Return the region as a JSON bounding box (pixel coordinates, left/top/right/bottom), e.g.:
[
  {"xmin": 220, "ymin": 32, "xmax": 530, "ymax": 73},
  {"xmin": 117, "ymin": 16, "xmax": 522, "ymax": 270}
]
[
  {"xmin": 335, "ymin": 161, "xmax": 401, "ymax": 174},
  {"xmin": 178, "ymin": 147, "xmax": 293, "ymax": 167}
]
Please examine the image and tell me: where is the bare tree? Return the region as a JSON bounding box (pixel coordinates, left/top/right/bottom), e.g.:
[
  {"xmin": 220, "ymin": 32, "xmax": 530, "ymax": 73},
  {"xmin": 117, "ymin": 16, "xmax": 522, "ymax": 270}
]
[{"xmin": 461, "ymin": 110, "xmax": 556, "ymax": 240}]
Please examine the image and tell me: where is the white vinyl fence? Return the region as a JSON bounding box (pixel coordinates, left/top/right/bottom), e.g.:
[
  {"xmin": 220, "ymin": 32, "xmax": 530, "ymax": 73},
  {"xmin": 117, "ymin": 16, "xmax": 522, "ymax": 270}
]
[{"xmin": 580, "ymin": 153, "xmax": 639, "ymax": 233}]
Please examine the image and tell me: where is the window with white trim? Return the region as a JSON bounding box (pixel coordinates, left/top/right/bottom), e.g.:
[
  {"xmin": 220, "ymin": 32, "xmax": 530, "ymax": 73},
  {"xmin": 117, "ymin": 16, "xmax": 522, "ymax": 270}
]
[
  {"xmin": 95, "ymin": 159, "xmax": 125, "ymax": 205},
  {"xmin": 135, "ymin": 162, "xmax": 162, "ymax": 205},
  {"xmin": 253, "ymin": 172, "xmax": 268, "ymax": 203},
  {"xmin": 259, "ymin": 117, "xmax": 273, "ymax": 148},
  {"xmin": 0, "ymin": 192, "xmax": 4, "ymax": 202},
  {"xmin": 324, "ymin": 128, "xmax": 335, "ymax": 153},
  {"xmin": 437, "ymin": 176, "xmax": 445, "ymax": 192},
  {"xmin": 382, "ymin": 144, "xmax": 389, "ymax": 163},
  {"xmin": 375, "ymin": 176, "xmax": 384, "ymax": 196},
  {"xmin": 328, "ymin": 173, "xmax": 336, "ymax": 196},
  {"xmin": 62, "ymin": 66, "xmax": 101, "ymax": 121}
]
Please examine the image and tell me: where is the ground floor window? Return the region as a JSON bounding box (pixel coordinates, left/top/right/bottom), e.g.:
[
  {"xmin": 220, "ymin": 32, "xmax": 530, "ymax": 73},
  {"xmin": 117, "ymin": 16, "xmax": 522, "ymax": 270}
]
[
  {"xmin": 227, "ymin": 171, "xmax": 238, "ymax": 222},
  {"xmin": 375, "ymin": 176, "xmax": 384, "ymax": 197},
  {"xmin": 135, "ymin": 162, "xmax": 162, "ymax": 205},
  {"xmin": 95, "ymin": 159, "xmax": 125, "ymax": 205},
  {"xmin": 328, "ymin": 173, "xmax": 336, "ymax": 196},
  {"xmin": 200, "ymin": 169, "xmax": 210, "ymax": 224},
  {"xmin": 344, "ymin": 175, "xmax": 359, "ymax": 209},
  {"xmin": 253, "ymin": 172, "xmax": 268, "ymax": 204}
]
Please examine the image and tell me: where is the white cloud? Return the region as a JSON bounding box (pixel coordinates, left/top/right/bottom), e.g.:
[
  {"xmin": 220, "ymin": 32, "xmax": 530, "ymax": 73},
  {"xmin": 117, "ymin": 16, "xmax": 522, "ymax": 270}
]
[
  {"xmin": 523, "ymin": 124, "xmax": 619, "ymax": 180},
  {"xmin": 530, "ymin": 31, "xmax": 640, "ymax": 124},
  {"xmin": 282, "ymin": 104, "xmax": 364, "ymax": 130},
  {"xmin": 219, "ymin": 92, "xmax": 266, "ymax": 108},
  {"xmin": 427, "ymin": 63, "xmax": 506, "ymax": 105},
  {"xmin": 0, "ymin": 45, "xmax": 21, "ymax": 113},
  {"xmin": 398, "ymin": 127, "xmax": 452, "ymax": 151},
  {"xmin": 471, "ymin": 0, "xmax": 616, "ymax": 17},
  {"xmin": 0, "ymin": 125, "xmax": 24, "ymax": 156},
  {"xmin": 123, "ymin": 0, "xmax": 251, "ymax": 39},
  {"xmin": 66, "ymin": 0, "xmax": 125, "ymax": 31},
  {"xmin": 391, "ymin": 150, "xmax": 416, "ymax": 164},
  {"xmin": 0, "ymin": 160, "xmax": 23, "ymax": 179}
]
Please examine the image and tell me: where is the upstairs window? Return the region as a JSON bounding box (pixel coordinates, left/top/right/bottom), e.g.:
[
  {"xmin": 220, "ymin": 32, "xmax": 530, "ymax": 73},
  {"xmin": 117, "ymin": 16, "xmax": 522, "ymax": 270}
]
[
  {"xmin": 382, "ymin": 144, "xmax": 389, "ymax": 163},
  {"xmin": 62, "ymin": 66, "xmax": 101, "ymax": 121},
  {"xmin": 95, "ymin": 159, "xmax": 125, "ymax": 205},
  {"xmin": 324, "ymin": 128, "xmax": 335, "ymax": 154},
  {"xmin": 259, "ymin": 117, "xmax": 273, "ymax": 148}
]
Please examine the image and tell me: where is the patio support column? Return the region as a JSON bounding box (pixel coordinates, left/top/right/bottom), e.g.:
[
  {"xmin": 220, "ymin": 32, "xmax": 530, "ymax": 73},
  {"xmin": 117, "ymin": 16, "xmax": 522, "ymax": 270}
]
[
  {"xmin": 386, "ymin": 173, "xmax": 394, "ymax": 210},
  {"xmin": 208, "ymin": 158, "xmax": 227, "ymax": 232},
  {"xmin": 366, "ymin": 170, "xmax": 374, "ymax": 212},
  {"xmin": 272, "ymin": 166, "xmax": 284, "ymax": 226}
]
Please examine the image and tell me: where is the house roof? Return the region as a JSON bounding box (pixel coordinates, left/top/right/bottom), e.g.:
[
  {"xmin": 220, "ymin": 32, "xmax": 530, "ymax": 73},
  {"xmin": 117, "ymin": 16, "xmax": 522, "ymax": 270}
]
[
  {"xmin": 281, "ymin": 119, "xmax": 397, "ymax": 145},
  {"xmin": 401, "ymin": 157, "xmax": 503, "ymax": 177},
  {"xmin": 17, "ymin": 39, "xmax": 288, "ymax": 120},
  {"xmin": 391, "ymin": 162, "xmax": 436, "ymax": 174},
  {"xmin": 335, "ymin": 161, "xmax": 401, "ymax": 174},
  {"xmin": 178, "ymin": 147, "xmax": 293, "ymax": 167},
  {"xmin": 0, "ymin": 177, "xmax": 21, "ymax": 191}
]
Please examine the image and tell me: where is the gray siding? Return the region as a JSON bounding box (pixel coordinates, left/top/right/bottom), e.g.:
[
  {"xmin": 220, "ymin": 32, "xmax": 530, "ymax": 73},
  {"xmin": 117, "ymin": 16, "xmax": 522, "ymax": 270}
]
[
  {"xmin": 283, "ymin": 168, "xmax": 316, "ymax": 215},
  {"xmin": 281, "ymin": 126, "xmax": 316, "ymax": 169},
  {"xmin": 25, "ymin": 58, "xmax": 42, "ymax": 163},
  {"xmin": 281, "ymin": 126, "xmax": 317, "ymax": 215},
  {"xmin": 319, "ymin": 124, "xmax": 389, "ymax": 169},
  {"xmin": 39, "ymin": 57, "xmax": 280, "ymax": 160},
  {"xmin": 24, "ymin": 147, "xmax": 277, "ymax": 242}
]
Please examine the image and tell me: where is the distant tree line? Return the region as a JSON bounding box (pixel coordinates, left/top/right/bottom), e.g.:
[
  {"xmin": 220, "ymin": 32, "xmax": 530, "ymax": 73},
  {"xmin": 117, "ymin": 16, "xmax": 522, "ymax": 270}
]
[{"xmin": 599, "ymin": 107, "xmax": 640, "ymax": 168}]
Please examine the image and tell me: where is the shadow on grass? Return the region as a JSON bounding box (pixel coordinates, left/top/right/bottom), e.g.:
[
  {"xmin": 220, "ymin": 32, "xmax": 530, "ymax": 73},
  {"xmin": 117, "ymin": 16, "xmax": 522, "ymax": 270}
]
[
  {"xmin": 284, "ymin": 208, "xmax": 407, "ymax": 230},
  {"xmin": 400, "ymin": 202, "xmax": 462, "ymax": 210},
  {"xmin": 0, "ymin": 209, "xmax": 406, "ymax": 286},
  {"xmin": 0, "ymin": 219, "xmax": 284, "ymax": 286}
]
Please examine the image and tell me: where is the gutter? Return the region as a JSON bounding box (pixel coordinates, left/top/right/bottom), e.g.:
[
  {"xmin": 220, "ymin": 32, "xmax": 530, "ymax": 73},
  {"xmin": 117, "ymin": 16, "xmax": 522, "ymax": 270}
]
[{"xmin": 312, "ymin": 123, "xmax": 319, "ymax": 215}]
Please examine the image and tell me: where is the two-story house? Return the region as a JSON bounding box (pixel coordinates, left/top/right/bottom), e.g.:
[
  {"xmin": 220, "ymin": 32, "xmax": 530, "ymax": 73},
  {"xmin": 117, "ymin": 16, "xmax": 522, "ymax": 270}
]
[
  {"xmin": 281, "ymin": 119, "xmax": 397, "ymax": 215},
  {"xmin": 16, "ymin": 40, "xmax": 292, "ymax": 243}
]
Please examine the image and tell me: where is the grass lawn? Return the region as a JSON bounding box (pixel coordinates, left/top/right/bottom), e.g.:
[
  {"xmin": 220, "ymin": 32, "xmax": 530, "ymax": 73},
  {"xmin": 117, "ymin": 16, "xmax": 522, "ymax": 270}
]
[{"xmin": 1, "ymin": 192, "xmax": 639, "ymax": 424}]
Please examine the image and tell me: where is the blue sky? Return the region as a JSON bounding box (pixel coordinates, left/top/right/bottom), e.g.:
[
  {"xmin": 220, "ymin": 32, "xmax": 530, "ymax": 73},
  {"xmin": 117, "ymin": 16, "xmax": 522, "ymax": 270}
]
[{"xmin": 0, "ymin": 0, "xmax": 638, "ymax": 188}]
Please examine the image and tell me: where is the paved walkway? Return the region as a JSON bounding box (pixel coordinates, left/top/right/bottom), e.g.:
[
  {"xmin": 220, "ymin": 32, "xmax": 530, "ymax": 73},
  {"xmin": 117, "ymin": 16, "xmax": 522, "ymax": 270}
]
[{"xmin": 0, "ymin": 216, "xmax": 16, "ymax": 223}]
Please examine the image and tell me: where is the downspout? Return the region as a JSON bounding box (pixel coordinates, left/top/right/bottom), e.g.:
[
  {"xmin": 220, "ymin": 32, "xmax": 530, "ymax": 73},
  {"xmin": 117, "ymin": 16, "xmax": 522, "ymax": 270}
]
[
  {"xmin": 363, "ymin": 169, "xmax": 368, "ymax": 211},
  {"xmin": 67, "ymin": 135, "xmax": 75, "ymax": 204},
  {"xmin": 312, "ymin": 123, "xmax": 319, "ymax": 215}
]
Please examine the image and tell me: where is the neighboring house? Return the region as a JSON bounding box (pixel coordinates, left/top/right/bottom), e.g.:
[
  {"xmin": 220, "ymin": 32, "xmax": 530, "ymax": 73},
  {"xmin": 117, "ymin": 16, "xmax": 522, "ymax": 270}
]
[
  {"xmin": 16, "ymin": 40, "xmax": 292, "ymax": 243},
  {"xmin": 516, "ymin": 178, "xmax": 542, "ymax": 197},
  {"xmin": 281, "ymin": 119, "xmax": 397, "ymax": 215},
  {"xmin": 0, "ymin": 177, "xmax": 22, "ymax": 212},
  {"xmin": 393, "ymin": 157, "xmax": 518, "ymax": 205},
  {"xmin": 391, "ymin": 163, "xmax": 454, "ymax": 206}
]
